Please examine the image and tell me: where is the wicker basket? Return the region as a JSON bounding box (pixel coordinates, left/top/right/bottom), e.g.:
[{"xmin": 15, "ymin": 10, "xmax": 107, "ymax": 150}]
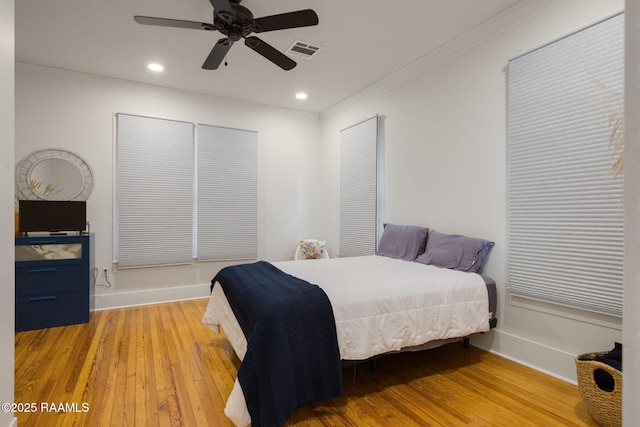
[{"xmin": 576, "ymin": 352, "xmax": 622, "ymax": 427}]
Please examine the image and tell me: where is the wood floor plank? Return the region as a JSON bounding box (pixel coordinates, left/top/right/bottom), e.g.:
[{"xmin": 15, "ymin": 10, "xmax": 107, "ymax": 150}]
[
  {"xmin": 15, "ymin": 298, "xmax": 600, "ymax": 427},
  {"xmin": 96, "ymin": 307, "xmax": 123, "ymax": 427},
  {"xmin": 109, "ymin": 309, "xmax": 131, "ymax": 427}
]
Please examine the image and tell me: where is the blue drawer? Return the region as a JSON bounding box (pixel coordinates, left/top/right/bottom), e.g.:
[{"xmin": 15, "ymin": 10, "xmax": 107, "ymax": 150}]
[
  {"xmin": 16, "ymin": 291, "xmax": 89, "ymax": 332},
  {"xmin": 15, "ymin": 264, "xmax": 88, "ymax": 296},
  {"xmin": 15, "ymin": 235, "xmax": 90, "ymax": 268},
  {"xmin": 15, "ymin": 234, "xmax": 94, "ymax": 332}
]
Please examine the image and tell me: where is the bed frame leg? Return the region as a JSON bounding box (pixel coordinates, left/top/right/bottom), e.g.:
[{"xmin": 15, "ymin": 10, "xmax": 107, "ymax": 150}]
[
  {"xmin": 371, "ymin": 359, "xmax": 378, "ymax": 380},
  {"xmin": 463, "ymin": 337, "xmax": 470, "ymax": 349}
]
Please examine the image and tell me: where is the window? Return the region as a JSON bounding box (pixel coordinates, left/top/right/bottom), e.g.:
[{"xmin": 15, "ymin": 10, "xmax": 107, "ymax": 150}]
[
  {"xmin": 115, "ymin": 114, "xmax": 257, "ymax": 267},
  {"xmin": 115, "ymin": 114, "xmax": 194, "ymax": 268},
  {"xmin": 339, "ymin": 115, "xmax": 381, "ymax": 257},
  {"xmin": 197, "ymin": 124, "xmax": 257, "ymax": 261},
  {"xmin": 507, "ymin": 13, "xmax": 624, "ymax": 317}
]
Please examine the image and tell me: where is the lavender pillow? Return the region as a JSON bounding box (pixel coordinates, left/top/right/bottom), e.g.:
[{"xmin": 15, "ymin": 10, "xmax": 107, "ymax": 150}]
[
  {"xmin": 377, "ymin": 224, "xmax": 429, "ymax": 261},
  {"xmin": 416, "ymin": 230, "xmax": 494, "ymax": 273}
]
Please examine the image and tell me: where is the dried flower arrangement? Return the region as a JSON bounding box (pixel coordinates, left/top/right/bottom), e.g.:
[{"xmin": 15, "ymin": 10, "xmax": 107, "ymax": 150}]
[
  {"xmin": 14, "ymin": 179, "xmax": 63, "ymax": 211},
  {"xmin": 608, "ymin": 104, "xmax": 624, "ymax": 180},
  {"xmin": 596, "ymin": 81, "xmax": 624, "ymax": 179}
]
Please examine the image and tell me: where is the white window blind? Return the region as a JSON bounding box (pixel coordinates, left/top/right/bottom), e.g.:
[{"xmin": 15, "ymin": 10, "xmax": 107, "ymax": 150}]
[
  {"xmin": 196, "ymin": 124, "xmax": 257, "ymax": 261},
  {"xmin": 116, "ymin": 114, "xmax": 194, "ymax": 268},
  {"xmin": 340, "ymin": 115, "xmax": 379, "ymax": 257},
  {"xmin": 507, "ymin": 13, "xmax": 624, "ymax": 317}
]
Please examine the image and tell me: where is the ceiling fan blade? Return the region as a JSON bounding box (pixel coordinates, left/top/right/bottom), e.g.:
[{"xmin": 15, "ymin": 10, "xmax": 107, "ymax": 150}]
[
  {"xmin": 203, "ymin": 38, "xmax": 234, "ymax": 70},
  {"xmin": 244, "ymin": 36, "xmax": 296, "ymax": 70},
  {"xmin": 252, "ymin": 9, "xmax": 319, "ymax": 33},
  {"xmin": 134, "ymin": 16, "xmax": 215, "ymax": 31},
  {"xmin": 210, "ymin": 0, "xmax": 233, "ymax": 13}
]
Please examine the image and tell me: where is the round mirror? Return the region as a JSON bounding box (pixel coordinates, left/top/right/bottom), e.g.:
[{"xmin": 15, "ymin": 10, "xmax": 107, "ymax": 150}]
[{"xmin": 16, "ymin": 149, "xmax": 94, "ymax": 201}]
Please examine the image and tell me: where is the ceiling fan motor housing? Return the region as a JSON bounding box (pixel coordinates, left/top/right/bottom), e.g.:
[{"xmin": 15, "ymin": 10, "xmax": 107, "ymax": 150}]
[{"xmin": 215, "ymin": 4, "xmax": 254, "ymax": 41}]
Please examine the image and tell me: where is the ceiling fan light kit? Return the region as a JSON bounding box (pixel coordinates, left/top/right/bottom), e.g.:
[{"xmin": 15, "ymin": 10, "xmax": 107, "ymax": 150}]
[{"xmin": 134, "ymin": 0, "xmax": 319, "ymax": 71}]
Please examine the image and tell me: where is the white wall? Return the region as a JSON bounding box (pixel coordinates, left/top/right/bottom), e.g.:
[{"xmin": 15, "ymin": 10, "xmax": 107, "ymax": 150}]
[
  {"xmin": 320, "ymin": 0, "xmax": 624, "ymax": 383},
  {"xmin": 624, "ymin": 1, "xmax": 639, "ymax": 424},
  {"xmin": 15, "ymin": 65, "xmax": 323, "ymax": 309},
  {"xmin": 0, "ymin": 1, "xmax": 16, "ymax": 426}
]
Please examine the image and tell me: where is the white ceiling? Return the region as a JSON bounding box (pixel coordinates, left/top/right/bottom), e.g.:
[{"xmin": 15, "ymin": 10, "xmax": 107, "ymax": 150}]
[{"xmin": 16, "ymin": 0, "xmax": 522, "ymax": 113}]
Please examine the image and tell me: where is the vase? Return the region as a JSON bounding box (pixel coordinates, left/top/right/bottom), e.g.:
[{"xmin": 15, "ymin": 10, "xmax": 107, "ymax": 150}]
[{"xmin": 15, "ymin": 211, "xmax": 21, "ymax": 236}]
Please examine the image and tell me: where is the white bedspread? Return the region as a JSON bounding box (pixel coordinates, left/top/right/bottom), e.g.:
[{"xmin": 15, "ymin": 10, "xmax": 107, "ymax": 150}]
[{"xmin": 202, "ymin": 255, "xmax": 490, "ymax": 426}]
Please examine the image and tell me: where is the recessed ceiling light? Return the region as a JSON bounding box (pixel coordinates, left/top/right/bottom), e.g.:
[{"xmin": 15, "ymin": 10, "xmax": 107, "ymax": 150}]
[
  {"xmin": 148, "ymin": 63, "xmax": 164, "ymax": 72},
  {"xmin": 295, "ymin": 92, "xmax": 308, "ymax": 100}
]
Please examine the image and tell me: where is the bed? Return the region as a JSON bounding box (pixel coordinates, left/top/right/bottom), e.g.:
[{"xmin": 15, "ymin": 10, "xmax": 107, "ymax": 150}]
[{"xmin": 202, "ymin": 226, "xmax": 496, "ymax": 427}]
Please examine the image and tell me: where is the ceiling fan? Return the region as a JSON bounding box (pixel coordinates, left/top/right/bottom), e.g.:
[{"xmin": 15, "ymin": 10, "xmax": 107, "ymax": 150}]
[{"xmin": 134, "ymin": 0, "xmax": 319, "ymax": 71}]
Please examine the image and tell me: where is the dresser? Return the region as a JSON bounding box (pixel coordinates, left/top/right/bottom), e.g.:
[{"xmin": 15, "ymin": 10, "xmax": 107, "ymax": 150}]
[{"xmin": 15, "ymin": 234, "xmax": 94, "ymax": 332}]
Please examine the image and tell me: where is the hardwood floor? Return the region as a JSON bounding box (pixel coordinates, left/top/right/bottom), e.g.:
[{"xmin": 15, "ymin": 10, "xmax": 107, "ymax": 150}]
[{"xmin": 14, "ymin": 299, "xmax": 598, "ymax": 426}]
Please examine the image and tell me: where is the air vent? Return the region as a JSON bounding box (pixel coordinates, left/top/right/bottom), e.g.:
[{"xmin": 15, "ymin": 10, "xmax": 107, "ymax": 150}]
[{"xmin": 286, "ymin": 40, "xmax": 322, "ymax": 60}]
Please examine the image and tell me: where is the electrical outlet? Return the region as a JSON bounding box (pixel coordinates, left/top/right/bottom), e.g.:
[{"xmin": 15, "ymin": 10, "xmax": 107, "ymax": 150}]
[{"xmin": 102, "ymin": 268, "xmax": 108, "ymax": 278}]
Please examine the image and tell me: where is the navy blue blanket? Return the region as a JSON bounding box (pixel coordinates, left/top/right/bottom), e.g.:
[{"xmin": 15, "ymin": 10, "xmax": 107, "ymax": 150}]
[{"xmin": 211, "ymin": 261, "xmax": 343, "ymax": 427}]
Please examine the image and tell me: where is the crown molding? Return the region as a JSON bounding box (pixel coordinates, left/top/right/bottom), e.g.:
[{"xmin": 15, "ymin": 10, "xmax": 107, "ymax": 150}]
[
  {"xmin": 320, "ymin": 0, "xmax": 555, "ymax": 119},
  {"xmin": 15, "ymin": 62, "xmax": 320, "ymax": 122}
]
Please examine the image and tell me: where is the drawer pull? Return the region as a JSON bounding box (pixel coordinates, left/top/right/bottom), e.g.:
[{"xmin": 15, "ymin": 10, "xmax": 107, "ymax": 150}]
[
  {"xmin": 28, "ymin": 240, "xmax": 58, "ymax": 244},
  {"xmin": 28, "ymin": 267, "xmax": 57, "ymax": 274},
  {"xmin": 28, "ymin": 295, "xmax": 57, "ymax": 302}
]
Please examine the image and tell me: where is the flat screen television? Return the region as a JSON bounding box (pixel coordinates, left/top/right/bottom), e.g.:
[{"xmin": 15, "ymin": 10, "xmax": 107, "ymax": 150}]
[{"xmin": 18, "ymin": 200, "xmax": 86, "ymax": 233}]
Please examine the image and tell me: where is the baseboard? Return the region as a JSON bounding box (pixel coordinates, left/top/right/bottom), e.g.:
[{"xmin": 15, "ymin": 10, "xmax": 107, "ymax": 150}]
[
  {"xmin": 470, "ymin": 328, "xmax": 578, "ymax": 384},
  {"xmin": 93, "ymin": 283, "xmax": 211, "ymax": 311}
]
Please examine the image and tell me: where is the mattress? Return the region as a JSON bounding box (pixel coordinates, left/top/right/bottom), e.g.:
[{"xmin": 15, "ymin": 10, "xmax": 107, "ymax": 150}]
[{"xmin": 202, "ymin": 255, "xmax": 493, "ymax": 426}]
